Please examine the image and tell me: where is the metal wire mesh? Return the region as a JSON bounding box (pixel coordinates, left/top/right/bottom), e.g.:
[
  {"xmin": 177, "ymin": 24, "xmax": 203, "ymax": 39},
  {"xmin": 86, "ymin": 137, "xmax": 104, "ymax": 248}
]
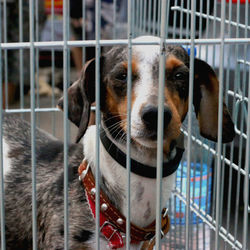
[{"xmin": 0, "ymin": 0, "xmax": 249, "ymax": 250}]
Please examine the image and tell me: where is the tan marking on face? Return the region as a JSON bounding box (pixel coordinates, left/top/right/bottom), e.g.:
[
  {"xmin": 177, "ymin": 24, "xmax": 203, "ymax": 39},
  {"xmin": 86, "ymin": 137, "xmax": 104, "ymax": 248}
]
[
  {"xmin": 106, "ymin": 86, "xmax": 119, "ymax": 116},
  {"xmin": 106, "ymin": 86, "xmax": 136, "ymax": 131},
  {"xmin": 161, "ymin": 56, "xmax": 187, "ymax": 153},
  {"xmin": 166, "ymin": 56, "xmax": 184, "ymax": 71},
  {"xmin": 171, "ymin": 91, "xmax": 189, "ymax": 121},
  {"xmin": 122, "ymin": 59, "xmax": 138, "ymax": 75},
  {"xmin": 163, "ymin": 88, "xmax": 182, "ymax": 153},
  {"xmin": 118, "ymin": 92, "xmax": 136, "ymax": 131}
]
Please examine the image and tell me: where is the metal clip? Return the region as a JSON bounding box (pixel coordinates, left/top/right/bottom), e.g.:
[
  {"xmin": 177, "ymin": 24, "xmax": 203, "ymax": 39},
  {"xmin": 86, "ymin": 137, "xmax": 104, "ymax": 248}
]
[
  {"xmin": 79, "ymin": 162, "xmax": 90, "ymax": 181},
  {"xmin": 147, "ymin": 230, "xmax": 165, "ymax": 247},
  {"xmin": 161, "ymin": 230, "xmax": 164, "ymax": 237},
  {"xmin": 148, "ymin": 234, "xmax": 155, "ymax": 246},
  {"xmin": 163, "ymin": 208, "xmax": 168, "ymax": 218}
]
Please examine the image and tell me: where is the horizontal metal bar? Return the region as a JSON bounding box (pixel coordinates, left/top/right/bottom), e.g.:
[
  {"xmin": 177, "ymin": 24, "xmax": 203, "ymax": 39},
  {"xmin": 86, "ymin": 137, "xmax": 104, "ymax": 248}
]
[
  {"xmin": 174, "ymin": 190, "xmax": 243, "ymax": 250},
  {"xmin": 5, "ymin": 108, "xmax": 60, "ymax": 113},
  {"xmin": 238, "ymin": 59, "xmax": 250, "ymax": 66},
  {"xmin": 227, "ymin": 90, "xmax": 248, "ymax": 102},
  {"xmin": 1, "ymin": 38, "xmax": 250, "ymax": 50},
  {"xmin": 181, "ymin": 129, "xmax": 248, "ymax": 177},
  {"xmin": 234, "ymin": 129, "xmax": 247, "ymax": 140},
  {"xmin": 171, "ymin": 6, "xmax": 250, "ymax": 31},
  {"xmin": 4, "ymin": 106, "xmax": 96, "ymax": 114}
]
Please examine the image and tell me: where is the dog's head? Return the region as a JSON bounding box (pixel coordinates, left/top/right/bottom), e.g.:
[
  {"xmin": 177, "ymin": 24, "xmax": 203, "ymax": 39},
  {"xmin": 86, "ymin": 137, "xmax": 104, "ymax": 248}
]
[{"xmin": 58, "ymin": 36, "xmax": 235, "ymax": 153}]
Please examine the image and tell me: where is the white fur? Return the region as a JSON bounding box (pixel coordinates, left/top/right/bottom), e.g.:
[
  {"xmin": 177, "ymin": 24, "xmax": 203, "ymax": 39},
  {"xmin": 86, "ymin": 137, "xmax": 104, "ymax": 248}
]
[
  {"xmin": 83, "ymin": 126, "xmax": 175, "ymax": 229},
  {"xmin": 3, "ymin": 139, "xmax": 12, "ymax": 177},
  {"xmin": 130, "ymin": 37, "xmax": 162, "ymax": 149}
]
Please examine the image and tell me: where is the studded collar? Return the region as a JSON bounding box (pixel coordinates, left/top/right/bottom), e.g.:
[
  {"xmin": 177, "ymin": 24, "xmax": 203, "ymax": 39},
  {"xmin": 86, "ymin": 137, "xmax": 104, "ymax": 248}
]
[{"xmin": 78, "ymin": 159, "xmax": 170, "ymax": 249}]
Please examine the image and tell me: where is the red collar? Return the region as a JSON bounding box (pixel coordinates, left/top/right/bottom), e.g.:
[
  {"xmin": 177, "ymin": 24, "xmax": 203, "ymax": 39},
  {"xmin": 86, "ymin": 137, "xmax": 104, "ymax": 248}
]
[{"xmin": 78, "ymin": 160, "xmax": 170, "ymax": 249}]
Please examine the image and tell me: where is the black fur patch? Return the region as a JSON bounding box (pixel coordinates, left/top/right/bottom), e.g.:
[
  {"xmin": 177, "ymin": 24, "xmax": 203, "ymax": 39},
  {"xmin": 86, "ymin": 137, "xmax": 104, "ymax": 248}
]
[
  {"xmin": 73, "ymin": 229, "xmax": 93, "ymax": 243},
  {"xmin": 37, "ymin": 141, "xmax": 64, "ymax": 162}
]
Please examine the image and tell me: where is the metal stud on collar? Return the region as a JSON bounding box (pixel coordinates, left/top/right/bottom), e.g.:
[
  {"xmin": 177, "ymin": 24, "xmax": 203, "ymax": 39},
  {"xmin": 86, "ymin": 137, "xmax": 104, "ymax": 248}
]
[
  {"xmin": 116, "ymin": 218, "xmax": 123, "ymax": 225},
  {"xmin": 90, "ymin": 188, "xmax": 96, "ymax": 195},
  {"xmin": 101, "ymin": 203, "xmax": 108, "ymax": 212}
]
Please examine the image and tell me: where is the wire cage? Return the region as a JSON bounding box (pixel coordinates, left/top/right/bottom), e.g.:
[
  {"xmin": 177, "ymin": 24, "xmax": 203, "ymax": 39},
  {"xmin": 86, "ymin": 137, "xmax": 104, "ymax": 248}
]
[{"xmin": 0, "ymin": 0, "xmax": 249, "ymax": 249}]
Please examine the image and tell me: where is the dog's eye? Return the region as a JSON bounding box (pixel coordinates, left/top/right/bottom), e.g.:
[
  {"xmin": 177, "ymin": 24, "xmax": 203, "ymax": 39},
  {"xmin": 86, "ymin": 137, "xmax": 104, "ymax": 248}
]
[
  {"xmin": 115, "ymin": 73, "xmax": 127, "ymax": 82},
  {"xmin": 174, "ymin": 72, "xmax": 186, "ymax": 81}
]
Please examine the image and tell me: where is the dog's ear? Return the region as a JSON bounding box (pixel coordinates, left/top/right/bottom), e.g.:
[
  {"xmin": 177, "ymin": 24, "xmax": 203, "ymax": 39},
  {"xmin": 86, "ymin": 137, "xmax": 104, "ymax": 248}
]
[
  {"xmin": 193, "ymin": 58, "xmax": 235, "ymax": 143},
  {"xmin": 58, "ymin": 58, "xmax": 96, "ymax": 143}
]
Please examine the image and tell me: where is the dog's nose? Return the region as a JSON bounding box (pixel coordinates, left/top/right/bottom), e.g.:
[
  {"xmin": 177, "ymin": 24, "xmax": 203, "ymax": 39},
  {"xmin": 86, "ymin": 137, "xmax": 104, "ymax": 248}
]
[{"xmin": 141, "ymin": 105, "xmax": 172, "ymax": 131}]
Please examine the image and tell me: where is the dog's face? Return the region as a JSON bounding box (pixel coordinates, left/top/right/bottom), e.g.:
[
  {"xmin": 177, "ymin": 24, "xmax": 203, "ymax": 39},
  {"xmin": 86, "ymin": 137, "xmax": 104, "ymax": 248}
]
[
  {"xmin": 58, "ymin": 36, "xmax": 235, "ymax": 152},
  {"xmin": 102, "ymin": 41, "xmax": 189, "ymax": 153}
]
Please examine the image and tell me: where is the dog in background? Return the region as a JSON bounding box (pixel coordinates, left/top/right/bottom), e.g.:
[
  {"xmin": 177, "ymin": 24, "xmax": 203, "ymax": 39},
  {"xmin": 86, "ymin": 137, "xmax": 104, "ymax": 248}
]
[{"xmin": 2, "ymin": 36, "xmax": 234, "ymax": 249}]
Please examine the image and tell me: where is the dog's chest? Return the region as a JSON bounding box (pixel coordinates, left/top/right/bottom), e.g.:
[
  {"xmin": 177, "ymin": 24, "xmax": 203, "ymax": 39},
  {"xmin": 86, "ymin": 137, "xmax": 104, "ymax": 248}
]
[
  {"xmin": 101, "ymin": 154, "xmax": 175, "ymax": 227},
  {"xmin": 83, "ymin": 126, "xmax": 175, "ymax": 228}
]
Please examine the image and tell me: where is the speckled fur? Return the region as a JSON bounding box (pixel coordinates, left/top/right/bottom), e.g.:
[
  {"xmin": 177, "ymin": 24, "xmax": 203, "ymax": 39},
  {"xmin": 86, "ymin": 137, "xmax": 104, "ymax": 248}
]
[{"xmin": 2, "ymin": 114, "xmax": 95, "ymax": 250}]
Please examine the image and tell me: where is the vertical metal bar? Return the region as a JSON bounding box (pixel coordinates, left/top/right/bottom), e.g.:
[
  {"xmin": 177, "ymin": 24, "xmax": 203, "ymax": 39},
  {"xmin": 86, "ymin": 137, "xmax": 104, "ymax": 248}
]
[
  {"xmin": 142, "ymin": 0, "xmax": 147, "ymax": 34},
  {"xmin": 224, "ymin": 4, "xmax": 234, "ymax": 236},
  {"xmin": 225, "ymin": 62, "xmax": 237, "ymax": 245},
  {"xmin": 152, "ymin": 0, "xmax": 157, "ymax": 35},
  {"xmin": 242, "ymin": 2, "xmax": 249, "ymax": 248},
  {"xmin": 19, "ymin": 0, "xmax": 24, "ymax": 111},
  {"xmin": 29, "ymin": 0, "xmax": 37, "ymax": 248},
  {"xmin": 185, "ymin": 0, "xmax": 196, "ymax": 249},
  {"xmin": 232, "ymin": 0, "xmax": 242, "ymax": 244},
  {"xmin": 165, "ymin": 0, "xmax": 170, "ymax": 39},
  {"xmin": 63, "ymin": 0, "xmax": 69, "ymax": 248},
  {"xmin": 198, "ymin": 0, "xmax": 203, "ymax": 57},
  {"xmin": 95, "ymin": 0, "xmax": 101, "ymax": 249},
  {"xmin": 156, "ymin": 1, "xmax": 167, "ymax": 248},
  {"xmin": 35, "ymin": 0, "xmax": 39, "ymax": 110},
  {"xmin": 51, "ymin": 0, "xmax": 56, "ymax": 136},
  {"xmin": 179, "ymin": 160, "xmax": 184, "ymax": 248},
  {"xmin": 204, "ymin": 0, "xmax": 210, "ymax": 62},
  {"xmin": 3, "ymin": 0, "xmax": 8, "ymax": 108},
  {"xmin": 212, "ymin": 0, "xmax": 217, "ymax": 68},
  {"xmin": 147, "ymin": 0, "xmax": 152, "ymax": 34},
  {"xmin": 179, "ymin": 0, "xmax": 184, "ymax": 39},
  {"xmin": 132, "ymin": 0, "xmax": 136, "ymax": 38},
  {"xmin": 172, "ymin": 0, "xmax": 178, "ymax": 39},
  {"xmin": 233, "ymin": 82, "xmax": 245, "ymax": 244},
  {"xmin": 126, "ymin": 1, "xmax": 132, "ymax": 248},
  {"xmin": 157, "ymin": 0, "xmax": 161, "ymax": 37},
  {"xmin": 215, "ymin": 0, "xmax": 226, "ymax": 248},
  {"xmin": 185, "ymin": 0, "xmax": 190, "ymax": 38},
  {"xmin": 139, "ymin": 0, "xmax": 143, "ymax": 35},
  {"xmin": 0, "ymin": 2, "xmax": 6, "ymax": 249},
  {"xmin": 135, "ymin": 0, "xmax": 140, "ymax": 36},
  {"xmin": 242, "ymin": 65, "xmax": 250, "ymax": 250},
  {"xmin": 113, "ymin": 0, "xmax": 117, "ymax": 39},
  {"xmin": 35, "ymin": 0, "xmax": 40, "ymax": 128},
  {"xmin": 82, "ymin": 0, "xmax": 86, "ymax": 64}
]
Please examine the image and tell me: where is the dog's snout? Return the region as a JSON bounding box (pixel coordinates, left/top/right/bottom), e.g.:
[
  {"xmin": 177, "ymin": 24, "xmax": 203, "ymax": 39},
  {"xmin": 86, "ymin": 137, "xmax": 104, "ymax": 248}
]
[
  {"xmin": 141, "ymin": 106, "xmax": 158, "ymax": 131},
  {"xmin": 141, "ymin": 105, "xmax": 172, "ymax": 131}
]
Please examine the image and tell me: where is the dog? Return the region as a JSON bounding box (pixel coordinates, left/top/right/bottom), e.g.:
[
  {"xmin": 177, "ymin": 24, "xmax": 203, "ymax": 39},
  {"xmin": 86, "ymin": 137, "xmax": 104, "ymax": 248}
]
[{"xmin": 2, "ymin": 36, "xmax": 235, "ymax": 249}]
